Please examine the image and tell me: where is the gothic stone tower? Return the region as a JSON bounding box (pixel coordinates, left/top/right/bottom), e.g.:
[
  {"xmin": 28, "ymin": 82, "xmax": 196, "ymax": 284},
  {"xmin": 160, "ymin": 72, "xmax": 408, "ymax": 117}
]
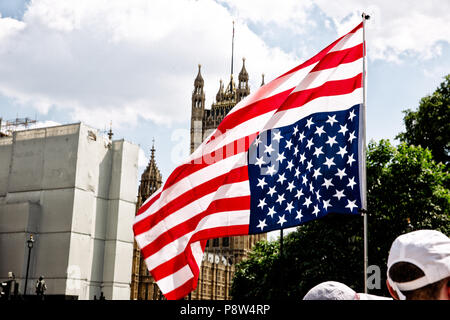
[
  {"xmin": 189, "ymin": 59, "xmax": 266, "ymax": 300},
  {"xmin": 130, "ymin": 143, "xmax": 164, "ymax": 300}
]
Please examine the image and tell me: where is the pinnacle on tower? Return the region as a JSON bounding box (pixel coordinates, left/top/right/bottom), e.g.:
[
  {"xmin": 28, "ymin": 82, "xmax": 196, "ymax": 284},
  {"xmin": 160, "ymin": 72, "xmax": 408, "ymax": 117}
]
[
  {"xmin": 238, "ymin": 57, "xmax": 249, "ymax": 83},
  {"xmin": 236, "ymin": 58, "xmax": 250, "ymax": 103},
  {"xmin": 261, "ymin": 73, "xmax": 265, "ymax": 87},
  {"xmin": 216, "ymin": 79, "xmax": 224, "ymax": 103},
  {"xmin": 139, "ymin": 139, "xmax": 162, "ymax": 201},
  {"xmin": 151, "ymin": 137, "xmax": 155, "ymax": 161},
  {"xmin": 192, "ymin": 64, "xmax": 205, "ymax": 109},
  {"xmin": 194, "ymin": 64, "xmax": 204, "ymax": 86},
  {"xmin": 191, "ymin": 64, "xmax": 206, "ymax": 153}
]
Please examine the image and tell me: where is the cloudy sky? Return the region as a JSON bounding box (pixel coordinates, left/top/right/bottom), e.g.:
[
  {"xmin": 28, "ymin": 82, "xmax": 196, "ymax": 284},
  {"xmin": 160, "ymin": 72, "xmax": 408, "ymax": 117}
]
[{"xmin": 1, "ymin": 0, "xmax": 449, "ymax": 188}]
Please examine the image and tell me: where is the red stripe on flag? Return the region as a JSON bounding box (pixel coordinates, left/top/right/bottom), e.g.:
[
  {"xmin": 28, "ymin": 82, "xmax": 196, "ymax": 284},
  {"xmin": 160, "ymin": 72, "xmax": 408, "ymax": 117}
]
[
  {"xmin": 190, "ymin": 225, "xmax": 250, "ymax": 243},
  {"xmin": 141, "ymin": 196, "xmax": 250, "ymax": 260},
  {"xmin": 151, "ymin": 251, "xmax": 187, "ymax": 281},
  {"xmin": 277, "ymin": 22, "xmax": 363, "ymax": 79},
  {"xmin": 150, "ymin": 225, "xmax": 248, "ymax": 282},
  {"xmin": 162, "ymin": 133, "xmax": 257, "ymax": 192},
  {"xmin": 311, "ymin": 43, "xmax": 363, "ymax": 72},
  {"xmin": 214, "ymin": 89, "xmax": 293, "ymax": 138},
  {"xmin": 151, "ymin": 238, "xmax": 207, "ymax": 282},
  {"xmin": 278, "ymin": 73, "xmax": 363, "ymax": 112},
  {"xmin": 161, "ymin": 238, "xmax": 205, "ymax": 300},
  {"xmin": 163, "ymin": 277, "xmax": 196, "ymax": 301},
  {"xmin": 137, "ymin": 192, "xmax": 161, "ymax": 216},
  {"xmin": 133, "ymin": 166, "xmax": 249, "ymax": 236},
  {"xmin": 158, "ymin": 225, "xmax": 248, "ymax": 300}
]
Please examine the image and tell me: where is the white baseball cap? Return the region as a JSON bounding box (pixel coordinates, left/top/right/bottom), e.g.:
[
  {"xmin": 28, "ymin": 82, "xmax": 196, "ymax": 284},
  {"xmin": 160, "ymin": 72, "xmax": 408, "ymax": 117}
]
[
  {"xmin": 302, "ymin": 281, "xmax": 392, "ymax": 300},
  {"xmin": 387, "ymin": 229, "xmax": 450, "ymax": 300}
]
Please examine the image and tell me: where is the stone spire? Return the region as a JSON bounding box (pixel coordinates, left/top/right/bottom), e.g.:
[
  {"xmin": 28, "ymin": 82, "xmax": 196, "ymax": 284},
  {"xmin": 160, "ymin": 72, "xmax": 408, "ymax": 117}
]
[
  {"xmin": 138, "ymin": 139, "xmax": 162, "ymax": 203},
  {"xmin": 237, "ymin": 58, "xmax": 250, "ymax": 103},
  {"xmin": 216, "ymin": 79, "xmax": 224, "ymax": 103},
  {"xmin": 194, "ymin": 64, "xmax": 204, "ymax": 87},
  {"xmin": 191, "ymin": 64, "xmax": 205, "ymax": 153},
  {"xmin": 192, "ymin": 64, "xmax": 205, "ymax": 109},
  {"xmin": 238, "ymin": 57, "xmax": 249, "ymax": 83},
  {"xmin": 261, "ymin": 73, "xmax": 265, "ymax": 87}
]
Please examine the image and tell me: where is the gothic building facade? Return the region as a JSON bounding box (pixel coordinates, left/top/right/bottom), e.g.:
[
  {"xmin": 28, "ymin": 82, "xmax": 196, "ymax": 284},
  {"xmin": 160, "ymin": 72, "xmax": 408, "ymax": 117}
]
[{"xmin": 189, "ymin": 59, "xmax": 267, "ymax": 300}]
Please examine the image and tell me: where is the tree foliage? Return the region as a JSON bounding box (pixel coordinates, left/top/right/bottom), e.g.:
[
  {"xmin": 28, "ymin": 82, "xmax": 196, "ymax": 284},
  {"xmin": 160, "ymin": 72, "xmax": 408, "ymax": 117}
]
[
  {"xmin": 231, "ymin": 140, "xmax": 449, "ymax": 300},
  {"xmin": 396, "ymin": 75, "xmax": 450, "ymax": 166}
]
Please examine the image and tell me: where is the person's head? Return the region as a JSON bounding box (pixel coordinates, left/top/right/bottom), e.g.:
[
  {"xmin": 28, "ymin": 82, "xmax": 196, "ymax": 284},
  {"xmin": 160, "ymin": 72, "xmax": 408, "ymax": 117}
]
[
  {"xmin": 386, "ymin": 230, "xmax": 450, "ymax": 300},
  {"xmin": 302, "ymin": 281, "xmax": 391, "ymax": 300},
  {"xmin": 39, "ymin": 276, "xmax": 43, "ymax": 281},
  {"xmin": 303, "ymin": 281, "xmax": 357, "ymax": 300}
]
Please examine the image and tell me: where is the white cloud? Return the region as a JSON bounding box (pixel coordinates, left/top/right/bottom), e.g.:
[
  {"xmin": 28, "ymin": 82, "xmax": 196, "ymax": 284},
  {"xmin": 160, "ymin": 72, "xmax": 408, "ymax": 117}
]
[
  {"xmin": 1, "ymin": 0, "xmax": 448, "ymax": 131},
  {"xmin": 0, "ymin": 0, "xmax": 297, "ymax": 129},
  {"xmin": 138, "ymin": 147, "xmax": 149, "ymax": 168},
  {"xmin": 220, "ymin": 0, "xmax": 450, "ymax": 62},
  {"xmin": 0, "ymin": 13, "xmax": 25, "ymax": 41},
  {"xmin": 220, "ymin": 0, "xmax": 315, "ymax": 34},
  {"xmin": 326, "ymin": 0, "xmax": 450, "ymax": 63}
]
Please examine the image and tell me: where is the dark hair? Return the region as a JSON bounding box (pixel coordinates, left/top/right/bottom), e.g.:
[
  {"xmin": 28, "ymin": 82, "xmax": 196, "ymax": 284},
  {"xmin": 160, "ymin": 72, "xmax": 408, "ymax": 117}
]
[{"xmin": 389, "ymin": 262, "xmax": 447, "ymax": 300}]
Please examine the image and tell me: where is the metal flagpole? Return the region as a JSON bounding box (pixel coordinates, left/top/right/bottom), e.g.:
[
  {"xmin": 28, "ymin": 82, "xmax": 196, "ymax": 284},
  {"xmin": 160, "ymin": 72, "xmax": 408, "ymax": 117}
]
[
  {"xmin": 280, "ymin": 228, "xmax": 284, "ymax": 258},
  {"xmin": 361, "ymin": 12, "xmax": 370, "ymax": 294},
  {"xmin": 280, "ymin": 228, "xmax": 284, "ymax": 292},
  {"xmin": 231, "ymin": 21, "xmax": 235, "ymax": 76}
]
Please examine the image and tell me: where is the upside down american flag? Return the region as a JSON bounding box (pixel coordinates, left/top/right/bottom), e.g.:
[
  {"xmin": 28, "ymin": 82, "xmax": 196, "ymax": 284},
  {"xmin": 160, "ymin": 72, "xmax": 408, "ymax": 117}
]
[{"xmin": 133, "ymin": 21, "xmax": 367, "ymax": 300}]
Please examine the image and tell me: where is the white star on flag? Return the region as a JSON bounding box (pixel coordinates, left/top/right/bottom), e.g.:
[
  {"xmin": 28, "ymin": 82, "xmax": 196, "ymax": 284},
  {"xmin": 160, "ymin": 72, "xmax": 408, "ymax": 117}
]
[
  {"xmin": 277, "ymin": 215, "xmax": 287, "ymax": 226},
  {"xmin": 257, "ymin": 177, "xmax": 267, "ymax": 189},
  {"xmin": 346, "ymin": 199, "xmax": 358, "ymax": 212},
  {"xmin": 257, "ymin": 219, "xmax": 267, "ymax": 231},
  {"xmin": 326, "ymin": 115, "xmax": 338, "ymax": 126},
  {"xmin": 333, "ymin": 189, "xmax": 346, "ymax": 201},
  {"xmin": 258, "ymin": 198, "xmax": 267, "ymax": 209}
]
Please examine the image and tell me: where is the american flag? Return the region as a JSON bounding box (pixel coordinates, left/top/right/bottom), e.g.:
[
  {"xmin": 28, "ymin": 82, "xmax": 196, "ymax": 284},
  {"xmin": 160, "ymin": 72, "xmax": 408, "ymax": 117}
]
[{"xmin": 133, "ymin": 21, "xmax": 365, "ymax": 300}]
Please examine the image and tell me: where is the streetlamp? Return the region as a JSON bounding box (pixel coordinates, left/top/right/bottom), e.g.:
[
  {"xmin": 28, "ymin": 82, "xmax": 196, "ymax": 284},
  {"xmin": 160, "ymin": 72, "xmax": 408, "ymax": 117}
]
[{"xmin": 24, "ymin": 234, "xmax": 34, "ymax": 297}]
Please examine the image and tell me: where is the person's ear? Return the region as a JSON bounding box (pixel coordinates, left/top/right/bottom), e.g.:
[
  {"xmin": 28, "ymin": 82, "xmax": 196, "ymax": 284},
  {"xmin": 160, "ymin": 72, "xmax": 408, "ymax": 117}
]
[{"xmin": 386, "ymin": 279, "xmax": 399, "ymax": 300}]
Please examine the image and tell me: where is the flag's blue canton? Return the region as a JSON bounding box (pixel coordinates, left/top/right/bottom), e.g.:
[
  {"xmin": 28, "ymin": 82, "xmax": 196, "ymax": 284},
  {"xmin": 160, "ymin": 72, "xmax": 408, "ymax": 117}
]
[{"xmin": 248, "ymin": 104, "xmax": 362, "ymax": 234}]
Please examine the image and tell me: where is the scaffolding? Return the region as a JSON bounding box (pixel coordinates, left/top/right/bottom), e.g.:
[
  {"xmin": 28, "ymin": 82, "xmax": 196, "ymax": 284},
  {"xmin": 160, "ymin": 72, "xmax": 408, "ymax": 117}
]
[{"xmin": 0, "ymin": 117, "xmax": 37, "ymax": 137}]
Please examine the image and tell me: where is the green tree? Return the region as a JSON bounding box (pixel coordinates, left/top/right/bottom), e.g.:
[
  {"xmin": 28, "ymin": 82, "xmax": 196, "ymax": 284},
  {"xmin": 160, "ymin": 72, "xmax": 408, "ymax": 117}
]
[
  {"xmin": 396, "ymin": 75, "xmax": 450, "ymax": 166},
  {"xmin": 231, "ymin": 140, "xmax": 449, "ymax": 300}
]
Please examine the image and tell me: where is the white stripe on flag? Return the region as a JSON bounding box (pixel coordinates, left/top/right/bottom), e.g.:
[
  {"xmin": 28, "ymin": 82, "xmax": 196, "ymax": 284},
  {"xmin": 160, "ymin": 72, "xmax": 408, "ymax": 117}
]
[
  {"xmin": 134, "ymin": 154, "xmax": 248, "ymax": 225},
  {"xmin": 135, "ymin": 180, "xmax": 251, "ymax": 247},
  {"xmin": 329, "ymin": 28, "xmax": 363, "ymax": 53},
  {"xmin": 155, "ymin": 264, "xmax": 193, "ymax": 294},
  {"xmin": 266, "ymin": 88, "xmax": 363, "ymax": 131},
  {"xmin": 145, "ymin": 210, "xmax": 250, "ymax": 270},
  {"xmin": 294, "ymin": 58, "xmax": 363, "ymax": 92}
]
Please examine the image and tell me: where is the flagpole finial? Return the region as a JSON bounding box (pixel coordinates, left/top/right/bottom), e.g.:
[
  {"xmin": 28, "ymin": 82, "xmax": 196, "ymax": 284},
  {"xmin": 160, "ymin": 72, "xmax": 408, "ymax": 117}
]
[
  {"xmin": 362, "ymin": 12, "xmax": 370, "ymax": 20},
  {"xmin": 231, "ymin": 20, "xmax": 235, "ymax": 77}
]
